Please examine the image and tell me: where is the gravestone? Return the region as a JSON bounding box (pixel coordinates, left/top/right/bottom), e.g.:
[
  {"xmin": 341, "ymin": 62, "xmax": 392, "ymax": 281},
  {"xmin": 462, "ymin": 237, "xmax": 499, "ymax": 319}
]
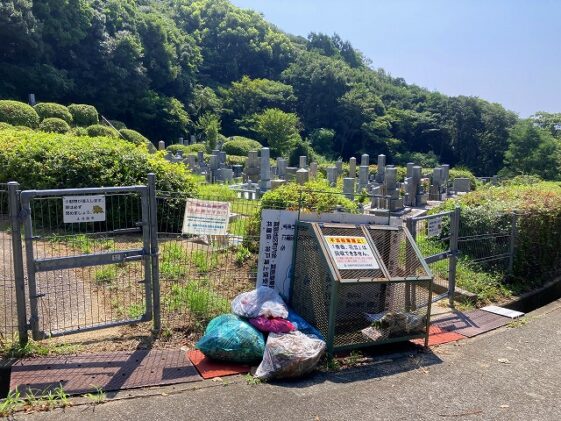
[
  {"xmin": 158, "ymin": 140, "xmax": 165, "ymax": 151},
  {"xmin": 299, "ymin": 156, "xmax": 307, "ymax": 169},
  {"xmin": 343, "ymin": 177, "xmax": 355, "ymax": 200},
  {"xmin": 327, "ymin": 167, "xmax": 337, "ymax": 186},
  {"xmin": 285, "ymin": 167, "xmax": 297, "ymax": 181},
  {"xmin": 335, "ymin": 159, "xmax": 343, "ymax": 179},
  {"xmin": 190, "ymin": 135, "xmax": 196, "ymax": 145},
  {"xmin": 376, "ymin": 154, "xmax": 386, "ymax": 183},
  {"xmin": 349, "ymin": 157, "xmax": 357, "ymax": 179},
  {"xmin": 309, "ymin": 162, "xmax": 318, "ymax": 179},
  {"xmin": 179, "ymin": 137, "xmax": 184, "ymax": 145},
  {"xmin": 361, "ymin": 154, "xmax": 370, "ymax": 167},
  {"xmin": 453, "ymin": 178, "xmax": 471, "ymax": 193},
  {"xmin": 276, "ymin": 158, "xmax": 287, "ymax": 179},
  {"xmin": 259, "ymin": 147, "xmax": 271, "ymax": 193},
  {"xmin": 406, "ymin": 162, "xmax": 415, "ymax": 178},
  {"xmin": 232, "ymin": 165, "xmax": 243, "ymax": 178},
  {"xmin": 245, "ymin": 151, "xmax": 260, "ymax": 183},
  {"xmin": 296, "ymin": 168, "xmax": 309, "ymax": 185},
  {"xmin": 358, "ymin": 166, "xmax": 369, "ymax": 191},
  {"xmin": 270, "ymin": 179, "xmax": 286, "ymax": 190}
]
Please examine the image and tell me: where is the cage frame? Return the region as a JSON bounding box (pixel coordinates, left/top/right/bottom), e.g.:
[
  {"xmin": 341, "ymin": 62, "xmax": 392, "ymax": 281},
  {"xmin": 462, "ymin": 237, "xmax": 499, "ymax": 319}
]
[{"xmin": 290, "ymin": 221, "xmax": 434, "ymax": 354}]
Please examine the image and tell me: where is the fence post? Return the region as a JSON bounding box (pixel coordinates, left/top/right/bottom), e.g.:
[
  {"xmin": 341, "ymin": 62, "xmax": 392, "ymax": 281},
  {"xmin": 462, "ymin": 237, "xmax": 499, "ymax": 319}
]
[
  {"xmin": 147, "ymin": 173, "xmax": 161, "ymax": 332},
  {"xmin": 404, "ymin": 217, "xmax": 416, "ymax": 311},
  {"xmin": 8, "ymin": 182, "xmax": 28, "ymax": 346},
  {"xmin": 448, "ymin": 206, "xmax": 461, "ymax": 307},
  {"xmin": 508, "ymin": 211, "xmax": 518, "ymax": 274}
]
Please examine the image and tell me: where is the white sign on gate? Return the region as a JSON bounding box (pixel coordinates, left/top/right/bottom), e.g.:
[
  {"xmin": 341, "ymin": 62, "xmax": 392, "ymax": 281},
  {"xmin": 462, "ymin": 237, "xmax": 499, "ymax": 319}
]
[
  {"xmin": 324, "ymin": 235, "xmax": 379, "ymax": 270},
  {"xmin": 182, "ymin": 198, "xmax": 230, "ymax": 236},
  {"xmin": 427, "ymin": 216, "xmax": 444, "ymax": 238},
  {"xmin": 63, "ymin": 195, "xmax": 106, "ymax": 223}
]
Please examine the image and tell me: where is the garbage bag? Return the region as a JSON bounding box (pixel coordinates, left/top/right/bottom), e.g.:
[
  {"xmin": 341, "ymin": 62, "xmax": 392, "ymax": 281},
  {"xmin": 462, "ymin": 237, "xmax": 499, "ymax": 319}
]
[
  {"xmin": 196, "ymin": 314, "xmax": 265, "ymax": 364},
  {"xmin": 286, "ymin": 308, "xmax": 324, "ymax": 340},
  {"xmin": 231, "ymin": 287, "xmax": 288, "ymax": 319},
  {"xmin": 255, "ymin": 331, "xmax": 326, "ymax": 380},
  {"xmin": 362, "ymin": 311, "xmax": 426, "ymax": 342},
  {"xmin": 249, "ymin": 316, "xmax": 296, "ymax": 334}
]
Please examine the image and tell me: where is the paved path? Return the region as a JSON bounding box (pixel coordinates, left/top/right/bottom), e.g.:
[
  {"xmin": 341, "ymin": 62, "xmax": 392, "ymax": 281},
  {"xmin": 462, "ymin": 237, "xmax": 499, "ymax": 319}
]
[{"xmin": 17, "ymin": 300, "xmax": 561, "ymax": 421}]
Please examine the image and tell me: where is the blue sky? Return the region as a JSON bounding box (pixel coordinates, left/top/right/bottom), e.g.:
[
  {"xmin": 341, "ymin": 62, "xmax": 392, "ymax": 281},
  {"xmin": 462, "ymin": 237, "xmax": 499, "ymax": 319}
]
[{"xmin": 230, "ymin": 0, "xmax": 561, "ymax": 117}]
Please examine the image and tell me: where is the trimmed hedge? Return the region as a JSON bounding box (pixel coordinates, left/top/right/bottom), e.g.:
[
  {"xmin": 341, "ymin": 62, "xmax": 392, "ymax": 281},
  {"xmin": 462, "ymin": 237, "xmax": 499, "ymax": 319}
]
[
  {"xmin": 0, "ymin": 128, "xmax": 197, "ymax": 193},
  {"xmin": 39, "ymin": 117, "xmax": 71, "ymax": 134},
  {"xmin": 109, "ymin": 120, "xmax": 127, "ymax": 130},
  {"xmin": 68, "ymin": 104, "xmax": 99, "ymax": 127},
  {"xmin": 34, "ymin": 103, "xmax": 73, "ymax": 124},
  {"xmin": 167, "ymin": 143, "xmax": 207, "ymax": 154},
  {"xmin": 86, "ymin": 124, "xmax": 119, "ymax": 138},
  {"xmin": 222, "ymin": 137, "xmax": 262, "ymax": 156},
  {"xmin": 0, "ymin": 100, "xmax": 40, "ymax": 128},
  {"xmin": 120, "ymin": 129, "xmax": 149, "ymax": 146}
]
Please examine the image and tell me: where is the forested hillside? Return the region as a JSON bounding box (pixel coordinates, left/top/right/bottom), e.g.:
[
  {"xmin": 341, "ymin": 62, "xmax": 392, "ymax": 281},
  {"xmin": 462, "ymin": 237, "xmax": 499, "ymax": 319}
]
[{"xmin": 2, "ymin": 0, "xmax": 560, "ymax": 176}]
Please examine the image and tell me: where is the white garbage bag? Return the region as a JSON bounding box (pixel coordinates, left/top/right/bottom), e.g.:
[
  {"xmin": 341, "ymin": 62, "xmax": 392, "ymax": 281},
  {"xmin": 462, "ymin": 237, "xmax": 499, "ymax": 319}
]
[
  {"xmin": 231, "ymin": 287, "xmax": 288, "ymax": 319},
  {"xmin": 255, "ymin": 331, "xmax": 326, "ymax": 380}
]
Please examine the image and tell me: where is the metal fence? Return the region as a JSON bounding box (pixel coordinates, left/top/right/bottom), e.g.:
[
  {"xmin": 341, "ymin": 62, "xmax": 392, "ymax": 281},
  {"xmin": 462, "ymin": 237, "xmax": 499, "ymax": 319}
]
[
  {"xmin": 0, "ymin": 183, "xmax": 18, "ymax": 342},
  {"xmin": 0, "ymin": 176, "xmax": 520, "ymax": 346}
]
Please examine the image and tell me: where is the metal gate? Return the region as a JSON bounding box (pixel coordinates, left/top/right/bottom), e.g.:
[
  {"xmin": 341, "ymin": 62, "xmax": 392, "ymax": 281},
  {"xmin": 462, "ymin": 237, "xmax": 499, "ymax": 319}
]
[
  {"xmin": 14, "ymin": 176, "xmax": 160, "ymax": 340},
  {"xmin": 407, "ymin": 208, "xmax": 460, "ymax": 306}
]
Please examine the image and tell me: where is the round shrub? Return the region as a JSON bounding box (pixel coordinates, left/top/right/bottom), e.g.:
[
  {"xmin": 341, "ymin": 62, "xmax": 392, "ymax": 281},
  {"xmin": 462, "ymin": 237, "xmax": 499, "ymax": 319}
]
[
  {"xmin": 222, "ymin": 137, "xmax": 263, "ymax": 156},
  {"xmin": 34, "ymin": 103, "xmax": 73, "ymax": 124},
  {"xmin": 39, "ymin": 117, "xmax": 71, "ymax": 134},
  {"xmin": 68, "ymin": 104, "xmax": 99, "ymax": 127},
  {"xmin": 0, "ymin": 122, "xmax": 13, "ymax": 130},
  {"xmin": 120, "ymin": 129, "xmax": 149, "ymax": 146},
  {"xmin": 0, "ymin": 100, "xmax": 40, "ymax": 128},
  {"xmin": 86, "ymin": 124, "xmax": 119, "ymax": 138},
  {"xmin": 71, "ymin": 127, "xmax": 88, "ymax": 136},
  {"xmin": 109, "ymin": 120, "xmax": 127, "ymax": 130}
]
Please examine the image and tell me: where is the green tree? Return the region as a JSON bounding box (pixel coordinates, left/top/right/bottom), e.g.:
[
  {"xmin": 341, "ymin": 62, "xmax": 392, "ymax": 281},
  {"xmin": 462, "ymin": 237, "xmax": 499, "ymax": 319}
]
[
  {"xmin": 252, "ymin": 108, "xmax": 301, "ymax": 157},
  {"xmin": 196, "ymin": 112, "xmax": 221, "ymax": 152},
  {"xmin": 503, "ymin": 120, "xmax": 561, "ymax": 180}
]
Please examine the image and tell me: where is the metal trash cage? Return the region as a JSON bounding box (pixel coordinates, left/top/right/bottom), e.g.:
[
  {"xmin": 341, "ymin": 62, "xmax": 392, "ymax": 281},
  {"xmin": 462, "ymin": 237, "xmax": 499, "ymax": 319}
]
[{"xmin": 290, "ymin": 221, "xmax": 433, "ymax": 354}]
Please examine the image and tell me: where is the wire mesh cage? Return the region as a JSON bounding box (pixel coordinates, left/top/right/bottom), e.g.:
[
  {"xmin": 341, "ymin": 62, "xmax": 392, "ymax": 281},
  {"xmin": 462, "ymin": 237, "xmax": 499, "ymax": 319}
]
[{"xmin": 290, "ymin": 221, "xmax": 434, "ymax": 353}]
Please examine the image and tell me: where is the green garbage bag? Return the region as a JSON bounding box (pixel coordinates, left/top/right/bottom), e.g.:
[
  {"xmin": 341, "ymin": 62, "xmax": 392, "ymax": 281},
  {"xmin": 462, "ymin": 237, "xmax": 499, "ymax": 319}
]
[{"xmin": 196, "ymin": 314, "xmax": 265, "ymax": 364}]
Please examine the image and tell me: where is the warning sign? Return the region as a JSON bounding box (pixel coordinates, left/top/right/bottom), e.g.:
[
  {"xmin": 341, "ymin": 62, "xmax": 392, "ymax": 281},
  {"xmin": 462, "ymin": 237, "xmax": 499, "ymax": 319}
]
[
  {"xmin": 427, "ymin": 216, "xmax": 443, "ymax": 238},
  {"xmin": 63, "ymin": 195, "xmax": 106, "ymax": 223},
  {"xmin": 324, "ymin": 236, "xmax": 379, "ymax": 270},
  {"xmin": 182, "ymin": 198, "xmax": 230, "ymax": 235}
]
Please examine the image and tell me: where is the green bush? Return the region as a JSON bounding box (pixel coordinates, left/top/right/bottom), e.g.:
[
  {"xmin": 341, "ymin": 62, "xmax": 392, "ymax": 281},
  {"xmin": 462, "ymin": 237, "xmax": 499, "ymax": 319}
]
[
  {"xmin": 34, "ymin": 103, "xmax": 73, "ymax": 124},
  {"xmin": 71, "ymin": 127, "xmax": 88, "ymax": 136},
  {"xmin": 222, "ymin": 137, "xmax": 262, "ymax": 156},
  {"xmin": 68, "ymin": 104, "xmax": 99, "ymax": 127},
  {"xmin": 288, "ymin": 141, "xmax": 317, "ymax": 167},
  {"xmin": 86, "ymin": 124, "xmax": 119, "ymax": 138},
  {"xmin": 437, "ymin": 182, "xmax": 561, "ymax": 289},
  {"xmin": 167, "ymin": 143, "xmax": 207, "ymax": 154},
  {"xmin": 0, "ymin": 122, "xmax": 13, "ymax": 130},
  {"xmin": 39, "ymin": 117, "xmax": 71, "ymax": 134},
  {"xmin": 449, "ymin": 167, "xmax": 477, "ymax": 190},
  {"xmin": 120, "ymin": 128, "xmax": 149, "ymax": 146},
  {"xmin": 0, "ymin": 100, "xmax": 40, "ymax": 128},
  {"xmin": 0, "ymin": 128, "xmax": 197, "ymax": 193},
  {"xmin": 109, "ymin": 120, "xmax": 127, "ymax": 130}
]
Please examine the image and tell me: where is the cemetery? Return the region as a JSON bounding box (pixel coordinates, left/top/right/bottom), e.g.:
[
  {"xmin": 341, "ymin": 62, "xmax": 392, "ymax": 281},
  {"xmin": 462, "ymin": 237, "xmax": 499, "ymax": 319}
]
[{"xmin": 1, "ymin": 0, "xmax": 560, "ymax": 417}]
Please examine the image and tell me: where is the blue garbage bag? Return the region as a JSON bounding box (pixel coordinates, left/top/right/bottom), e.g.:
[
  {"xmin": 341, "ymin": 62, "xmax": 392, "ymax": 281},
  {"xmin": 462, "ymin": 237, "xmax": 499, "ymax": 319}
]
[
  {"xmin": 196, "ymin": 314, "xmax": 265, "ymax": 364},
  {"xmin": 286, "ymin": 308, "xmax": 324, "ymax": 341}
]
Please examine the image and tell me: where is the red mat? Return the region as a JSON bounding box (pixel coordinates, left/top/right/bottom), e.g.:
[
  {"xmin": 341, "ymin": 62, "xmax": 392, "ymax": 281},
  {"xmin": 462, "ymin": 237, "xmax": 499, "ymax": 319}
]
[
  {"xmin": 187, "ymin": 350, "xmax": 251, "ymax": 379},
  {"xmin": 411, "ymin": 325, "xmax": 464, "ymax": 346},
  {"xmin": 10, "ymin": 350, "xmax": 202, "ymax": 395}
]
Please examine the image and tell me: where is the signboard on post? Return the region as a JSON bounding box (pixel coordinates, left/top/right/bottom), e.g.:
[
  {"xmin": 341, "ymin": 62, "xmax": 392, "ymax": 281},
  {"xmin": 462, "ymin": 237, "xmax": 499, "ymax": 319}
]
[
  {"xmin": 427, "ymin": 216, "xmax": 443, "ymax": 238},
  {"xmin": 182, "ymin": 198, "xmax": 230, "ymax": 236},
  {"xmin": 63, "ymin": 195, "xmax": 106, "ymax": 223},
  {"xmin": 324, "ymin": 236, "xmax": 379, "ymax": 270}
]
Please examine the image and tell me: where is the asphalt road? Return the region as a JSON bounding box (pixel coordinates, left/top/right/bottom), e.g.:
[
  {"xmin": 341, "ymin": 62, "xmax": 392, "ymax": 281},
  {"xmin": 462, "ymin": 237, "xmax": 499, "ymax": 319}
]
[{"xmin": 17, "ymin": 300, "xmax": 561, "ymax": 421}]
